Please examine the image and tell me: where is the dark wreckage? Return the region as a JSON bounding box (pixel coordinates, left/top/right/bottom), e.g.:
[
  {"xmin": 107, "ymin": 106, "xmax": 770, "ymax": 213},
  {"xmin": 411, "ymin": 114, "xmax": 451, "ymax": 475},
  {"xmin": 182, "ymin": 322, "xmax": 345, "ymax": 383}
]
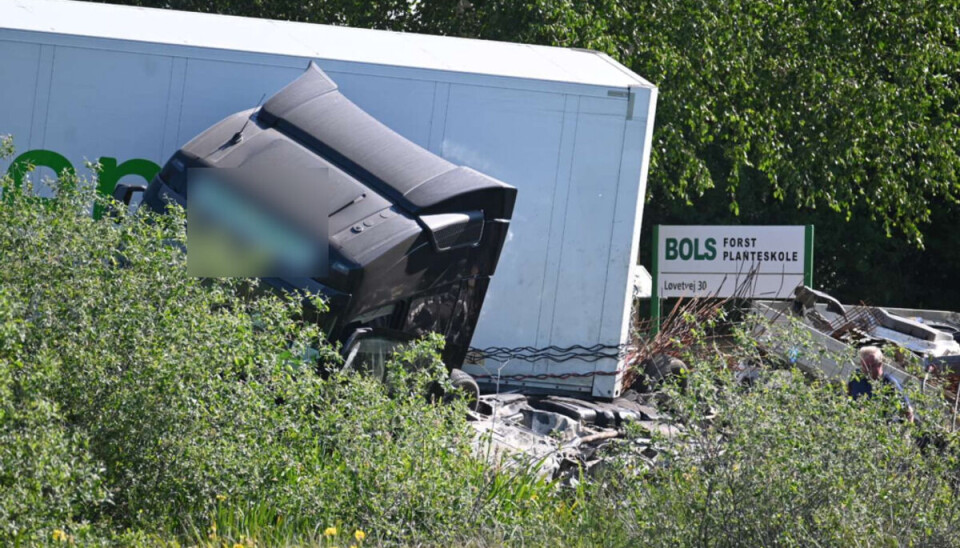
[{"xmin": 115, "ymin": 62, "xmax": 517, "ymax": 385}]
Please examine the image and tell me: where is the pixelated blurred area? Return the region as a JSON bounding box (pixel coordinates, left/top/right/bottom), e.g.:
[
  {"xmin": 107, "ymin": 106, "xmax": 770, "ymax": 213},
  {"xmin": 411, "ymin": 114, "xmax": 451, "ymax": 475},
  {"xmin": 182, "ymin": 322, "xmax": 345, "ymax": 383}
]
[{"xmin": 186, "ymin": 167, "xmax": 329, "ymax": 278}]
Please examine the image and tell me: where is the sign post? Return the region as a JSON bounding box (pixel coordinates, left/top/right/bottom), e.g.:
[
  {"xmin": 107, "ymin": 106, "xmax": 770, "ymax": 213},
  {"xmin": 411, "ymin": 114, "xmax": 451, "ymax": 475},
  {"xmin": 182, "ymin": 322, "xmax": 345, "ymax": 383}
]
[
  {"xmin": 651, "ymin": 224, "xmax": 661, "ymax": 333},
  {"xmin": 651, "ymin": 225, "xmax": 814, "ymax": 332}
]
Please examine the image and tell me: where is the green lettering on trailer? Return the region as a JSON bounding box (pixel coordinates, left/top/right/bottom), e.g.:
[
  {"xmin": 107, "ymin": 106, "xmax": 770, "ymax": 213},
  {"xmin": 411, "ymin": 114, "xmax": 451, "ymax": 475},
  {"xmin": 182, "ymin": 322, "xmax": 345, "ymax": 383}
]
[
  {"xmin": 3, "ymin": 149, "xmax": 160, "ymax": 214},
  {"xmin": 6, "ymin": 149, "xmax": 76, "ymax": 200}
]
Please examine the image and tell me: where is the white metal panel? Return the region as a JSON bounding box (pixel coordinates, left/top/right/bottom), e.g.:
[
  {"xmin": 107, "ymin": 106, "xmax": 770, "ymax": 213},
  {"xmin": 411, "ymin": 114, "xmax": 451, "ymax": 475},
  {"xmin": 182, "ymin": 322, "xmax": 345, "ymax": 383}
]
[
  {"xmin": 178, "ymin": 59, "xmax": 302, "ymax": 145},
  {"xmin": 521, "ymin": 103, "xmax": 627, "ymax": 396},
  {"xmin": 426, "ymin": 82, "xmax": 450, "ymax": 155},
  {"xmin": 0, "ymin": 39, "xmax": 41, "ymax": 170},
  {"xmin": 441, "ymin": 85, "xmax": 566, "ymax": 350},
  {"xmin": 2, "ymin": 0, "xmax": 310, "ymax": 59},
  {"xmin": 43, "ymin": 46, "xmax": 171, "ymax": 169},
  {"xmin": 534, "ymin": 96, "xmax": 581, "ymax": 349},
  {"xmin": 0, "ymin": 0, "xmax": 649, "ymax": 90},
  {"xmin": 159, "ymin": 57, "xmax": 187, "ymax": 160},
  {"xmin": 593, "ymin": 87, "xmax": 658, "ymax": 398},
  {"xmin": 550, "ymin": 105, "xmax": 626, "ymax": 345},
  {"xmin": 0, "ymin": 32, "xmax": 635, "ymax": 100},
  {"xmin": 376, "ymin": 33, "xmax": 581, "ymax": 86},
  {"xmin": 0, "ymin": 40, "xmax": 39, "ymax": 145},
  {"xmin": 453, "ymin": 90, "xmax": 643, "ymax": 398},
  {"xmin": 534, "ymin": 48, "xmax": 655, "ymax": 89},
  {"xmin": 27, "ymin": 44, "xmax": 55, "ymax": 153}
]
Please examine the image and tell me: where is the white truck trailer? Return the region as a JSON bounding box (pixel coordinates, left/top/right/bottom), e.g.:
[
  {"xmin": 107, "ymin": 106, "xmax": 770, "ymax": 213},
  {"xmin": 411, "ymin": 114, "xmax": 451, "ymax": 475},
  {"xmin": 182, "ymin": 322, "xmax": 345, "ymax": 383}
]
[{"xmin": 0, "ymin": 0, "xmax": 657, "ymax": 398}]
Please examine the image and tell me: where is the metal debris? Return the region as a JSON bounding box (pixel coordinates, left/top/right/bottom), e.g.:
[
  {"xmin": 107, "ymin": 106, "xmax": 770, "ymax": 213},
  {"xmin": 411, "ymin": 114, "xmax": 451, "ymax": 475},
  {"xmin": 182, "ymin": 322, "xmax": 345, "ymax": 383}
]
[
  {"xmin": 469, "ymin": 390, "xmax": 678, "ymax": 480},
  {"xmin": 754, "ymin": 286, "xmax": 960, "ymax": 395}
]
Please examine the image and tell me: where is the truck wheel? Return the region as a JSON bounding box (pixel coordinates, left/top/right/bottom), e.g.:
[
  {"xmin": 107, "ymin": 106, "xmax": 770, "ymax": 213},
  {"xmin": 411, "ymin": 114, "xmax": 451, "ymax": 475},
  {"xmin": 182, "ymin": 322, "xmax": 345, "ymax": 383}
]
[
  {"xmin": 448, "ymin": 368, "xmax": 480, "ymax": 411},
  {"xmin": 641, "ymin": 354, "xmax": 687, "ymax": 387}
]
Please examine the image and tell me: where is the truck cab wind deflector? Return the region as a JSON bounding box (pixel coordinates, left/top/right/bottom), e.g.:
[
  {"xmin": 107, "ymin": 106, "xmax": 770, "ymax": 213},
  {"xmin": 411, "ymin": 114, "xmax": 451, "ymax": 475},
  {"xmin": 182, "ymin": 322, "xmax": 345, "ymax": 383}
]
[{"xmin": 139, "ymin": 62, "xmax": 517, "ymax": 368}]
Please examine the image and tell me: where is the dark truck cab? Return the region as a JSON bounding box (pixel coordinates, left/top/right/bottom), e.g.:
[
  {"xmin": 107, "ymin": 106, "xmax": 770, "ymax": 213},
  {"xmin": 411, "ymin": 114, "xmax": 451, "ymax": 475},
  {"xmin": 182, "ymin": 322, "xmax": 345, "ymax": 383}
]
[{"xmin": 128, "ymin": 63, "xmax": 516, "ymax": 371}]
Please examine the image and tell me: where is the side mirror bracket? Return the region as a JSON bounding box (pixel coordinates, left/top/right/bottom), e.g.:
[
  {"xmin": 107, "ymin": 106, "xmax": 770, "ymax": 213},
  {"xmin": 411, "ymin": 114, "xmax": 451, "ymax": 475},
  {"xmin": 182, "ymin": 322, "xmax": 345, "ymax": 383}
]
[{"xmin": 112, "ymin": 182, "xmax": 147, "ymax": 206}]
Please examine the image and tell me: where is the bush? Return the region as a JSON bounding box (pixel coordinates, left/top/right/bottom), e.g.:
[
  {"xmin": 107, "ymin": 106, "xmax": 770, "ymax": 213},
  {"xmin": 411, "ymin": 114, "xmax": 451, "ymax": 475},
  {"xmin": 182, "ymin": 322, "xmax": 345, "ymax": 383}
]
[
  {"xmin": 4, "ymin": 135, "xmax": 960, "ymax": 547},
  {"xmin": 570, "ymin": 317, "xmax": 960, "ymax": 547},
  {"xmin": 0, "ymin": 143, "xmax": 559, "ymax": 546}
]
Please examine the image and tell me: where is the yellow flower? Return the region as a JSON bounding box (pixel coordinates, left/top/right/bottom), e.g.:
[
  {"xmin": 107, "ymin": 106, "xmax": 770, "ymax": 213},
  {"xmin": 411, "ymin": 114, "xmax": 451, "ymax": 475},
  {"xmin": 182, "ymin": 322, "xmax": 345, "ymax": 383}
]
[
  {"xmin": 324, "ymin": 526, "xmax": 338, "ymax": 537},
  {"xmin": 233, "ymin": 544, "xmax": 245, "ymax": 548},
  {"xmin": 216, "ymin": 494, "xmax": 228, "ymax": 501},
  {"xmin": 354, "ymin": 530, "xmax": 366, "ymax": 542},
  {"xmin": 350, "ymin": 545, "xmax": 358, "ymax": 548},
  {"xmin": 52, "ymin": 529, "xmax": 67, "ymax": 542}
]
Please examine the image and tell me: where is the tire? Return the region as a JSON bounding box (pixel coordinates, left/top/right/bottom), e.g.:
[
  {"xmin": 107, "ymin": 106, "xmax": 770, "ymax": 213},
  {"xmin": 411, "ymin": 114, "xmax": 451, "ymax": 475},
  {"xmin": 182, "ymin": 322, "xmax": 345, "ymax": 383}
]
[
  {"xmin": 448, "ymin": 368, "xmax": 480, "ymax": 411},
  {"xmin": 641, "ymin": 354, "xmax": 687, "ymax": 387}
]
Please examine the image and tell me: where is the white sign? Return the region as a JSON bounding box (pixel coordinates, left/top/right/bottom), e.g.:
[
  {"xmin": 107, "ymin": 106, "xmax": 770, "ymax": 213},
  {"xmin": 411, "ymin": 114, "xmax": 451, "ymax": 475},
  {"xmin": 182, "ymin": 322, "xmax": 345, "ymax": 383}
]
[{"xmin": 654, "ymin": 225, "xmax": 812, "ymax": 299}]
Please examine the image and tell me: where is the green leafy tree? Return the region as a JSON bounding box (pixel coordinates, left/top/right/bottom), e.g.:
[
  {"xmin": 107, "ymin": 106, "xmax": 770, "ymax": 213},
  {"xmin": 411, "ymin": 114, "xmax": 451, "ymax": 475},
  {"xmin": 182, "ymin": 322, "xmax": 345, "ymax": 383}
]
[
  {"xmin": 413, "ymin": 0, "xmax": 960, "ymax": 246},
  {"xmin": 97, "ymin": 0, "xmax": 415, "ymax": 29},
  {"xmin": 410, "ymin": 0, "xmax": 960, "ymax": 306}
]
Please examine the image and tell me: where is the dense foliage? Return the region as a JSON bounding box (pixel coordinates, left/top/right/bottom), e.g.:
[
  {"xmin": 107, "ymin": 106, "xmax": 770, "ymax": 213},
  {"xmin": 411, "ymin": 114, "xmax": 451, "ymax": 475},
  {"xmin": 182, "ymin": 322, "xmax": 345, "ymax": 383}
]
[
  {"xmin": 591, "ymin": 369, "xmax": 960, "ymax": 546},
  {"xmin": 4, "ymin": 146, "xmax": 960, "ymax": 545},
  {"xmin": 0, "ymin": 154, "xmax": 561, "ymax": 546}
]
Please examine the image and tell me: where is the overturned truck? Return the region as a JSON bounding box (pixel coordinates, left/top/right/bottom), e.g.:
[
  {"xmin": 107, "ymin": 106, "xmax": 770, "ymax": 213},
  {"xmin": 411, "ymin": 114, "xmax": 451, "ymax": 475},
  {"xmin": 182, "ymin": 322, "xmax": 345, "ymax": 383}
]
[{"xmin": 121, "ymin": 63, "xmax": 516, "ymax": 376}]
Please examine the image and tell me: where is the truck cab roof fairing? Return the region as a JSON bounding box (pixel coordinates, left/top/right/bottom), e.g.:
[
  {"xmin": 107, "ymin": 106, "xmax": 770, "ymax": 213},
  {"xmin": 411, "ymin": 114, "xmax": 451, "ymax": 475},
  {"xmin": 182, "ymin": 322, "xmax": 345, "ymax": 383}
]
[
  {"xmin": 258, "ymin": 62, "xmax": 516, "ymax": 219},
  {"xmin": 144, "ymin": 62, "xmax": 517, "ymax": 369}
]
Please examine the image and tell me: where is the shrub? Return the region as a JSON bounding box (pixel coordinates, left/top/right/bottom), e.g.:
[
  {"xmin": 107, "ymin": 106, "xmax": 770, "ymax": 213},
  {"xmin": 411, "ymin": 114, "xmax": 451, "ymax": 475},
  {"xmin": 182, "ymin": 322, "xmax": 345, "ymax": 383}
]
[
  {"xmin": 0, "ymin": 142, "xmax": 560, "ymax": 546},
  {"xmin": 5, "ymin": 136, "xmax": 960, "ymax": 547},
  {"xmin": 572, "ymin": 317, "xmax": 960, "ymax": 547}
]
